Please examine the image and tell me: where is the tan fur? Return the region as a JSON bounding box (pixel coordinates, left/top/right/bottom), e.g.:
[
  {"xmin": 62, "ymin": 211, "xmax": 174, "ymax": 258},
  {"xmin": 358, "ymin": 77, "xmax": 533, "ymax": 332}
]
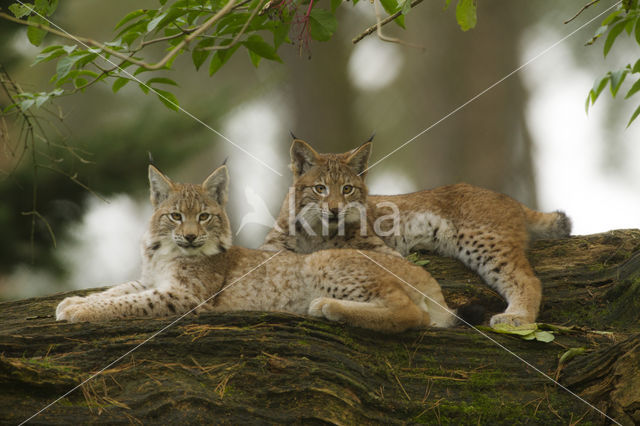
[
  {"xmin": 261, "ymin": 140, "xmax": 573, "ymax": 327},
  {"xmin": 56, "ymin": 165, "xmax": 459, "ymax": 333}
]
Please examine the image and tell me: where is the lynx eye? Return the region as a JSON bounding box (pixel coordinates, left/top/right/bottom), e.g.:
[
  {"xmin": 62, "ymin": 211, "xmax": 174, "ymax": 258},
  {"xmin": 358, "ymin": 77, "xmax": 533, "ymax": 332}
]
[
  {"xmin": 313, "ymin": 184, "xmax": 327, "ymax": 195},
  {"xmin": 199, "ymin": 213, "xmax": 211, "ymax": 222},
  {"xmin": 342, "ymin": 185, "xmax": 354, "ymax": 195},
  {"xmin": 169, "ymin": 213, "xmax": 182, "ymax": 221}
]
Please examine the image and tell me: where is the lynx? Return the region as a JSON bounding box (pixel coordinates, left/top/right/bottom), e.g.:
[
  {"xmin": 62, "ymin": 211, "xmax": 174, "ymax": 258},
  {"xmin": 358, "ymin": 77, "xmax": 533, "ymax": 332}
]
[
  {"xmin": 260, "ymin": 139, "xmax": 572, "ymax": 327},
  {"xmin": 56, "ymin": 165, "xmax": 475, "ymax": 333}
]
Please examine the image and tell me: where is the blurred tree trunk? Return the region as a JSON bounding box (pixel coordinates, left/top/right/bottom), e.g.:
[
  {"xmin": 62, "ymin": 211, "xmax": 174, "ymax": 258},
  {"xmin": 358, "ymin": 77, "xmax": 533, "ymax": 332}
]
[{"xmin": 1, "ymin": 229, "xmax": 639, "ymax": 424}]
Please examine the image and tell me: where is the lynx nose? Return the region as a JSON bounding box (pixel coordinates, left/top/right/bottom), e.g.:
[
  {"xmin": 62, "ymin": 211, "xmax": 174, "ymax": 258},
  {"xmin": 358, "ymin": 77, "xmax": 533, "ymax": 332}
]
[
  {"xmin": 185, "ymin": 234, "xmax": 197, "ymax": 243},
  {"xmin": 329, "ymin": 207, "xmax": 340, "ymax": 217}
]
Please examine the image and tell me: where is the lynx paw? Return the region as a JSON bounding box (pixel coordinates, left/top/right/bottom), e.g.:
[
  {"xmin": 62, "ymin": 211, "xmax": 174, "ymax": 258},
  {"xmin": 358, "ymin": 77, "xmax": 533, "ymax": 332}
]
[
  {"xmin": 308, "ymin": 298, "xmax": 343, "ymax": 322},
  {"xmin": 55, "ymin": 296, "xmax": 87, "ymax": 320},
  {"xmin": 489, "ymin": 312, "xmax": 534, "ymax": 328},
  {"xmin": 56, "ymin": 299, "xmax": 100, "ymax": 322}
]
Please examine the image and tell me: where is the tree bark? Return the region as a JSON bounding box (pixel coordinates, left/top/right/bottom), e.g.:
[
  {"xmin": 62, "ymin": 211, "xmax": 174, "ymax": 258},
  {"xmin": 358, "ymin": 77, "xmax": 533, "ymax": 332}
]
[{"xmin": 1, "ymin": 229, "xmax": 639, "ymax": 424}]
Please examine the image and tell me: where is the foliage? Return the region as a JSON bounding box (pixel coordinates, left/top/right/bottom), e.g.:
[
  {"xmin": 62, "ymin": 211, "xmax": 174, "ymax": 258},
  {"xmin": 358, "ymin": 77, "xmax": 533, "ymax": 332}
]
[
  {"xmin": 585, "ymin": 0, "xmax": 640, "ymax": 126},
  {"xmin": 479, "ymin": 323, "xmax": 555, "ymax": 343},
  {"xmin": 0, "ymin": 0, "xmax": 481, "ymax": 114}
]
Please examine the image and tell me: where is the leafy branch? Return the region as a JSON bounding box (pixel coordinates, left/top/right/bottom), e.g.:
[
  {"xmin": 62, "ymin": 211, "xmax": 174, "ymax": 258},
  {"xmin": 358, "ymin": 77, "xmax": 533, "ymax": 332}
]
[{"xmin": 583, "ymin": 0, "xmax": 640, "ymax": 126}]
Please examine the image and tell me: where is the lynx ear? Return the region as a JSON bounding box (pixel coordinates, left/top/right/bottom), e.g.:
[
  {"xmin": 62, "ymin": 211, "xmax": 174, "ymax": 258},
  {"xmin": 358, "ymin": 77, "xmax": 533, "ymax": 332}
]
[
  {"xmin": 290, "ymin": 139, "xmax": 320, "ymax": 178},
  {"xmin": 346, "ymin": 142, "xmax": 372, "ymax": 176},
  {"xmin": 148, "ymin": 165, "xmax": 175, "ymax": 207},
  {"xmin": 202, "ymin": 165, "xmax": 229, "ymax": 205}
]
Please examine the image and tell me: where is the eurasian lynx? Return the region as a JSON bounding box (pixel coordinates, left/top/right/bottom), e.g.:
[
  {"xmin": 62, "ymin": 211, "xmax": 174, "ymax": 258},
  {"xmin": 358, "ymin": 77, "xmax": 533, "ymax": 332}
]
[
  {"xmin": 260, "ymin": 140, "xmax": 572, "ymax": 327},
  {"xmin": 56, "ymin": 165, "xmax": 473, "ymax": 333}
]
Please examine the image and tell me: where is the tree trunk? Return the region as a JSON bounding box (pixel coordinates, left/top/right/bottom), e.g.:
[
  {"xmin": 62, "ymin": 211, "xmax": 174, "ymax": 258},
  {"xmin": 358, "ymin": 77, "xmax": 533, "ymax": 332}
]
[{"xmin": 1, "ymin": 230, "xmax": 639, "ymax": 424}]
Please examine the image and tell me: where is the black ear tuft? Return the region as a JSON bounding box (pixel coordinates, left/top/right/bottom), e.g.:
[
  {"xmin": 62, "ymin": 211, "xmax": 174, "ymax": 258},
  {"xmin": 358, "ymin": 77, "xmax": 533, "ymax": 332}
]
[
  {"xmin": 346, "ymin": 142, "xmax": 372, "ymax": 177},
  {"xmin": 366, "ymin": 132, "xmax": 375, "ymax": 143},
  {"xmin": 148, "ymin": 165, "xmax": 174, "ymax": 207},
  {"xmin": 289, "ymin": 130, "xmax": 298, "ymax": 140},
  {"xmin": 148, "ymin": 151, "xmax": 155, "ymax": 165},
  {"xmin": 202, "ymin": 165, "xmax": 229, "ymax": 205},
  {"xmin": 456, "ymin": 303, "xmax": 485, "ymax": 326}
]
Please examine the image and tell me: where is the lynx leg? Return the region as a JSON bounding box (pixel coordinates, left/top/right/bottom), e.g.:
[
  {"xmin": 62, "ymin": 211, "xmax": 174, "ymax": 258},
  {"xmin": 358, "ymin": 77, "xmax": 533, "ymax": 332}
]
[
  {"xmin": 409, "ymin": 274, "xmax": 458, "ymax": 328},
  {"xmin": 308, "ymin": 296, "xmax": 424, "ymax": 333},
  {"xmin": 56, "ymin": 287, "xmax": 199, "ymax": 322},
  {"xmin": 478, "ymin": 252, "xmax": 541, "ymax": 327}
]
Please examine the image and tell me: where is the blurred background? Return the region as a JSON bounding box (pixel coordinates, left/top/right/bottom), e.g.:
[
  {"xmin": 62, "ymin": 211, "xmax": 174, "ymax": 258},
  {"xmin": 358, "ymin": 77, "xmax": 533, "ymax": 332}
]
[{"xmin": 1, "ymin": 0, "xmax": 638, "ymax": 300}]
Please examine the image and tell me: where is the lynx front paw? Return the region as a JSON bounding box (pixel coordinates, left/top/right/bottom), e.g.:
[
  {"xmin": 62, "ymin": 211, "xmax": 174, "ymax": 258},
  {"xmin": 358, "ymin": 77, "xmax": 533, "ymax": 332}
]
[
  {"xmin": 56, "ymin": 296, "xmax": 86, "ymax": 320},
  {"xmin": 489, "ymin": 312, "xmax": 534, "ymax": 328},
  {"xmin": 308, "ymin": 298, "xmax": 344, "ymax": 322},
  {"xmin": 56, "ymin": 299, "xmax": 102, "ymax": 322}
]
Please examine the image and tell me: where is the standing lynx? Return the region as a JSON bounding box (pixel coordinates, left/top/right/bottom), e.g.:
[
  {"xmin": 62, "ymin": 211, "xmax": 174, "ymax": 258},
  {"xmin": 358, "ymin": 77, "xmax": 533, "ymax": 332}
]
[
  {"xmin": 56, "ymin": 164, "xmax": 473, "ymax": 333},
  {"xmin": 260, "ymin": 140, "xmax": 572, "ymax": 327}
]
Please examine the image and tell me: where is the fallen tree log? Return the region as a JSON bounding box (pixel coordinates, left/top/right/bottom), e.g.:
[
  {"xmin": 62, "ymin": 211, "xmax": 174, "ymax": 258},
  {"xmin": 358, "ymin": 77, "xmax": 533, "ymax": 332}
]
[{"xmin": 1, "ymin": 229, "xmax": 639, "ymax": 424}]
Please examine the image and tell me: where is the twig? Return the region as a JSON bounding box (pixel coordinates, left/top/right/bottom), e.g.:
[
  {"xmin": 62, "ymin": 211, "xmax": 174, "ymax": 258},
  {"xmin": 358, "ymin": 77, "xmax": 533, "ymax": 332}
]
[
  {"xmin": 202, "ymin": 0, "xmax": 265, "ymax": 50},
  {"xmin": 564, "ymin": 0, "xmax": 601, "ymax": 24},
  {"xmin": 373, "ymin": 0, "xmax": 424, "ymax": 50},
  {"xmin": 352, "ymin": 0, "xmax": 424, "ymax": 44}
]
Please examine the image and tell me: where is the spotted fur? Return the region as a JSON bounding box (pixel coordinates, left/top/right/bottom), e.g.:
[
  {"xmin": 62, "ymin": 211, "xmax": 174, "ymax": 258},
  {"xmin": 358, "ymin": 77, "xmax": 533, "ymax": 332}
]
[
  {"xmin": 261, "ymin": 140, "xmax": 573, "ymax": 327},
  {"xmin": 56, "ymin": 165, "xmax": 464, "ymax": 333}
]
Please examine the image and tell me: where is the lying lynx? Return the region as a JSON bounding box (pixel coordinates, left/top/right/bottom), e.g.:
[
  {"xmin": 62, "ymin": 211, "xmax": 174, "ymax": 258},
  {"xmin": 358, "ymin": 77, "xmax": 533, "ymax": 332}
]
[
  {"xmin": 260, "ymin": 139, "xmax": 572, "ymax": 327},
  {"xmin": 56, "ymin": 165, "xmax": 474, "ymax": 333}
]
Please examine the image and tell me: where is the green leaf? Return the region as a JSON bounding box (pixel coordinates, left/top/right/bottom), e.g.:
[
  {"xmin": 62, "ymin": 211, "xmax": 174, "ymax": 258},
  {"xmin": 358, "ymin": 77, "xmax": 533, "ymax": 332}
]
[
  {"xmin": 192, "ymin": 39, "xmax": 214, "ymax": 71},
  {"xmin": 273, "ymin": 21, "xmax": 291, "ymax": 48},
  {"xmin": 208, "ymin": 44, "xmax": 240, "ymax": 76},
  {"xmin": 27, "ymin": 15, "xmax": 47, "ymax": 46},
  {"xmin": 456, "ymin": 0, "xmax": 477, "ymax": 32},
  {"xmin": 112, "ymin": 77, "xmax": 130, "ymax": 93},
  {"xmin": 309, "ymin": 8, "xmax": 337, "ymax": 42},
  {"xmin": 34, "ymin": 0, "xmax": 55, "ymax": 15},
  {"xmin": 147, "ymin": 11, "xmax": 167, "ymax": 32},
  {"xmin": 379, "ymin": 0, "xmax": 404, "ymax": 28},
  {"xmin": 9, "ymin": 3, "xmax": 34, "ymax": 18},
  {"xmin": 330, "ymin": 0, "xmax": 342, "ymax": 13},
  {"xmin": 248, "ymin": 49, "xmax": 261, "ymax": 68},
  {"xmin": 55, "ymin": 56, "xmax": 77, "ymax": 80},
  {"xmin": 633, "ymin": 59, "xmax": 640, "ymax": 73},
  {"xmin": 147, "ymin": 77, "xmax": 178, "ymax": 86},
  {"xmin": 401, "ymin": 0, "xmax": 412, "ymax": 15},
  {"xmin": 533, "ymin": 330, "xmax": 555, "ymax": 343},
  {"xmin": 627, "ymin": 79, "xmax": 640, "ymax": 98},
  {"xmin": 610, "ymin": 69, "xmax": 628, "ymax": 97},
  {"xmin": 590, "ymin": 74, "xmax": 610, "ymax": 104},
  {"xmin": 601, "ymin": 10, "xmax": 621, "ymax": 27},
  {"xmin": 636, "ymin": 17, "xmax": 640, "ymax": 44},
  {"xmin": 491, "ymin": 323, "xmax": 538, "ymax": 336},
  {"xmin": 20, "ymin": 98, "xmax": 35, "ymax": 111},
  {"xmin": 243, "ymin": 34, "xmax": 281, "ymax": 61},
  {"xmin": 628, "ymin": 104, "xmax": 640, "ymax": 126},
  {"xmin": 558, "ymin": 347, "xmax": 586, "ymax": 365},
  {"xmin": 115, "ymin": 9, "xmax": 147, "ymax": 30},
  {"xmin": 154, "ymin": 89, "xmax": 180, "ymax": 111},
  {"xmin": 32, "ymin": 45, "xmax": 65, "ymax": 65},
  {"xmin": 604, "ymin": 20, "xmax": 627, "ymax": 57}
]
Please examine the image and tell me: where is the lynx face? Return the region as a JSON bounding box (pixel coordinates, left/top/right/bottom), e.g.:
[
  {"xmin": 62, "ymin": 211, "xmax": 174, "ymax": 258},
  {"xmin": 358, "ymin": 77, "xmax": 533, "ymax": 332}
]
[
  {"xmin": 146, "ymin": 165, "xmax": 232, "ymax": 259},
  {"xmin": 290, "ymin": 140, "xmax": 371, "ymax": 235}
]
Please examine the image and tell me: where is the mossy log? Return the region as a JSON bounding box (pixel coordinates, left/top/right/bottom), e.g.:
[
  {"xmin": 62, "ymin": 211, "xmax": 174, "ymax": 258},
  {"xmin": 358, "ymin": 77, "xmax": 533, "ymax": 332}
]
[{"xmin": 1, "ymin": 230, "xmax": 639, "ymax": 424}]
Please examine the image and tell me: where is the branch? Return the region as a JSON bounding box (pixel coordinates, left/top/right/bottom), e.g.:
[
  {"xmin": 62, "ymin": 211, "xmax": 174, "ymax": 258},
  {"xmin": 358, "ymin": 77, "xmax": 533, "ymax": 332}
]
[
  {"xmin": 372, "ymin": 0, "xmax": 424, "ymax": 50},
  {"xmin": 202, "ymin": 0, "xmax": 265, "ymax": 51},
  {"xmin": 564, "ymin": 0, "xmax": 601, "ymax": 24},
  {"xmin": 0, "ymin": 0, "xmax": 237, "ymax": 71},
  {"xmin": 352, "ymin": 0, "xmax": 424, "ymax": 44}
]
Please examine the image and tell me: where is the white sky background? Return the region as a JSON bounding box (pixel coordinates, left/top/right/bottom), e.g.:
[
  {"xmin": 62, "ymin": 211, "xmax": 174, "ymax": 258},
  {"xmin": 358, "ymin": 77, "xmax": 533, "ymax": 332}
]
[{"xmin": 4, "ymin": 12, "xmax": 640, "ymax": 299}]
